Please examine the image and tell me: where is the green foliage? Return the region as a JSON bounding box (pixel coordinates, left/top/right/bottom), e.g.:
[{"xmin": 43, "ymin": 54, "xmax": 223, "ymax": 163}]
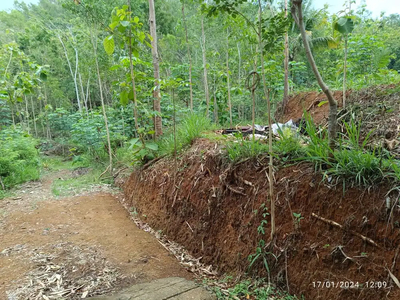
[
  {"xmin": 128, "ymin": 137, "xmax": 158, "ymax": 162},
  {"xmin": 300, "ymin": 115, "xmax": 399, "ymax": 188},
  {"xmin": 213, "ymin": 278, "xmax": 300, "ymax": 299},
  {"xmin": 220, "ymin": 279, "xmax": 300, "ymax": 299},
  {"xmin": 273, "ymin": 128, "xmax": 305, "ymax": 162},
  {"xmin": 226, "ymin": 136, "xmax": 269, "ymax": 162},
  {"xmin": 0, "ymin": 128, "xmax": 40, "ymax": 192},
  {"xmin": 301, "ymin": 115, "xmax": 332, "ymax": 170},
  {"xmin": 334, "ymin": 17, "xmax": 355, "ymax": 35},
  {"xmin": 51, "ymin": 166, "xmax": 114, "ymax": 197},
  {"xmin": 158, "ymin": 114, "xmax": 212, "ymax": 156}
]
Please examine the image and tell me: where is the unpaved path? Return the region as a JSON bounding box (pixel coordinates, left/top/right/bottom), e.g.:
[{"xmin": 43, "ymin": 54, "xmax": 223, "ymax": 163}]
[{"xmin": 0, "ymin": 170, "xmax": 192, "ymax": 299}]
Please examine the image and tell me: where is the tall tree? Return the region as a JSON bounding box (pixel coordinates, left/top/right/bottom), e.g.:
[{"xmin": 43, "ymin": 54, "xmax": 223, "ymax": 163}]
[
  {"xmin": 148, "ymin": 0, "xmax": 162, "ymax": 137},
  {"xmin": 292, "ymin": 0, "xmax": 338, "ymax": 149},
  {"xmin": 201, "ymin": 16, "xmax": 210, "ymax": 118},
  {"xmin": 283, "ymin": 0, "xmax": 289, "ymax": 110},
  {"xmin": 181, "ymin": 0, "xmax": 193, "ymax": 112},
  {"xmin": 226, "ymin": 27, "xmax": 232, "ymax": 127}
]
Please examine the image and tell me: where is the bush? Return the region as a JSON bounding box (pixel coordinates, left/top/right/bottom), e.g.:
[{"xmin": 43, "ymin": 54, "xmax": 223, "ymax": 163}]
[
  {"xmin": 158, "ymin": 114, "xmax": 212, "ymax": 156},
  {"xmin": 273, "ymin": 127, "xmax": 305, "ymax": 162},
  {"xmin": 226, "ymin": 136, "xmax": 269, "ymax": 162},
  {"xmin": 300, "ymin": 115, "xmax": 398, "ymax": 188},
  {"xmin": 0, "ymin": 128, "xmax": 40, "ymax": 191}
]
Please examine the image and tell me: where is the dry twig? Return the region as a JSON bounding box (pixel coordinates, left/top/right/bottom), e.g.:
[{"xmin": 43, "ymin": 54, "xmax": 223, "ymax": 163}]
[{"xmin": 311, "ymin": 213, "xmax": 381, "ymax": 248}]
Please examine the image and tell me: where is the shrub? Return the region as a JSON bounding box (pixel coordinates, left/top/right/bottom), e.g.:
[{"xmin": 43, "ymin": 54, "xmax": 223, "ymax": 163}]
[
  {"xmin": 158, "ymin": 114, "xmax": 212, "ymax": 156},
  {"xmin": 226, "ymin": 136, "xmax": 269, "ymax": 162},
  {"xmin": 273, "ymin": 127, "xmax": 305, "ymax": 162},
  {"xmin": 0, "ymin": 128, "xmax": 40, "ymax": 191}
]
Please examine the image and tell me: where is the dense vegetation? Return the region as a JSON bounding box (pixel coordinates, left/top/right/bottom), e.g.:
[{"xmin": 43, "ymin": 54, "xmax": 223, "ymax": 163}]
[
  {"xmin": 2, "ymin": 1, "xmax": 400, "ymax": 298},
  {"xmin": 1, "ymin": 0, "xmax": 400, "ymax": 191}
]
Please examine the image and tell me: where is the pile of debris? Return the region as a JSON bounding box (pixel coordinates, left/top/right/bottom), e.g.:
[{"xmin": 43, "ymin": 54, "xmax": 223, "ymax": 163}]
[
  {"xmin": 221, "ymin": 119, "xmax": 298, "ymax": 140},
  {"xmin": 5, "ymin": 243, "xmax": 125, "ymax": 300}
]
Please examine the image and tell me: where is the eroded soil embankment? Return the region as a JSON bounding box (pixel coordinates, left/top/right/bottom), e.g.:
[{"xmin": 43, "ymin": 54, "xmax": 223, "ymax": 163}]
[{"xmin": 124, "ymin": 139, "xmax": 400, "ymax": 300}]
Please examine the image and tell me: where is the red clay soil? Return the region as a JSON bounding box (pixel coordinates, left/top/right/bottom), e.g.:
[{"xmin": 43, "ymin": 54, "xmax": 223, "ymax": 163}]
[
  {"xmin": 277, "ymin": 90, "xmax": 346, "ymax": 125},
  {"xmin": 278, "ymin": 84, "xmax": 400, "ymax": 127},
  {"xmin": 124, "ymin": 139, "xmax": 400, "ymax": 300}
]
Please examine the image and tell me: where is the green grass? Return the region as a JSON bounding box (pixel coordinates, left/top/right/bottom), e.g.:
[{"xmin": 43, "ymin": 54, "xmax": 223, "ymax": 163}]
[
  {"xmin": 41, "ymin": 156, "xmax": 90, "ymax": 172},
  {"xmin": 226, "ymin": 136, "xmax": 270, "ymax": 162},
  {"xmin": 212, "ymin": 278, "xmax": 302, "ymax": 300},
  {"xmin": 157, "ymin": 114, "xmax": 214, "ymax": 156},
  {"xmin": 51, "ymin": 166, "xmax": 114, "ymax": 197}
]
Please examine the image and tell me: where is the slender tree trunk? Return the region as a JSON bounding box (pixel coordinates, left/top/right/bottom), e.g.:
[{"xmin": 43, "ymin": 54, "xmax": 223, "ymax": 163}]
[
  {"xmin": 128, "ymin": 0, "xmax": 140, "ymax": 136},
  {"xmin": 57, "ymin": 34, "xmax": 82, "ymax": 113},
  {"xmin": 237, "ymin": 43, "xmax": 241, "ymax": 86},
  {"xmin": 148, "ymin": 0, "xmax": 162, "ymax": 138},
  {"xmin": 237, "ymin": 43, "xmax": 242, "ymax": 120},
  {"xmin": 30, "ymin": 96, "xmax": 37, "ymax": 137},
  {"xmin": 201, "ymin": 17, "xmax": 210, "ymax": 118},
  {"xmin": 283, "ymin": 0, "xmax": 290, "ymax": 110},
  {"xmin": 226, "ymin": 28, "xmax": 232, "ymax": 127},
  {"xmin": 79, "ymin": 72, "xmax": 88, "ymax": 116},
  {"xmin": 38, "ymin": 95, "xmax": 45, "ymax": 136},
  {"xmin": 43, "ymin": 86, "xmax": 51, "ymax": 139},
  {"xmin": 10, "ymin": 100, "xmax": 16, "ymax": 129},
  {"xmin": 181, "ymin": 0, "xmax": 193, "ymax": 112},
  {"xmin": 258, "ymin": 1, "xmax": 275, "ymax": 242},
  {"xmin": 343, "ymin": 36, "xmax": 348, "ymax": 109},
  {"xmin": 25, "ymin": 96, "xmax": 30, "ymax": 134},
  {"xmin": 86, "ymin": 72, "xmax": 90, "ymax": 112},
  {"xmin": 292, "ymin": 0, "xmax": 337, "ymax": 149},
  {"xmin": 91, "ymin": 30, "xmax": 113, "ymax": 177},
  {"xmin": 213, "ymin": 74, "xmax": 218, "ymax": 124}
]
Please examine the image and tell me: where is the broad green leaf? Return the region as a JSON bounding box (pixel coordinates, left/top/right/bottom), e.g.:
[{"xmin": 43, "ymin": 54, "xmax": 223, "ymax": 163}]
[
  {"xmin": 120, "ymin": 20, "xmax": 130, "ymax": 27},
  {"xmin": 40, "ymin": 72, "xmax": 47, "ymax": 81},
  {"xmin": 139, "ymin": 149, "xmax": 147, "ymax": 159},
  {"xmin": 120, "ymin": 90, "xmax": 129, "ymax": 105},
  {"xmin": 145, "ymin": 142, "xmax": 158, "ymax": 151},
  {"xmin": 128, "ymin": 89, "xmax": 134, "ymax": 100},
  {"xmin": 109, "ymin": 21, "xmax": 119, "ymax": 30},
  {"xmin": 103, "ymin": 35, "xmax": 115, "ymax": 55},
  {"xmin": 334, "ymin": 17, "xmax": 354, "ymax": 35},
  {"xmin": 109, "ymin": 65, "xmax": 122, "ymax": 71}
]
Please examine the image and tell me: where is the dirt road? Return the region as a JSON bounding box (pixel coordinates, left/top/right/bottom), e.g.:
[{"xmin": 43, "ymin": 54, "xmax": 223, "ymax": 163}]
[{"xmin": 0, "ymin": 170, "xmax": 192, "ymax": 299}]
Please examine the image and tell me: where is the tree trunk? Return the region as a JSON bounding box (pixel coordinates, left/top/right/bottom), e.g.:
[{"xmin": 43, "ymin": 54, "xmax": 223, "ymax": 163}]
[
  {"xmin": 237, "ymin": 43, "xmax": 242, "ymax": 120},
  {"xmin": 43, "ymin": 85, "xmax": 51, "ymax": 139},
  {"xmin": 181, "ymin": 0, "xmax": 193, "ymax": 112},
  {"xmin": 128, "ymin": 0, "xmax": 140, "ymax": 136},
  {"xmin": 148, "ymin": 0, "xmax": 162, "ymax": 138},
  {"xmin": 283, "ymin": 0, "xmax": 290, "ymax": 110},
  {"xmin": 201, "ymin": 17, "xmax": 210, "ymax": 118},
  {"xmin": 86, "ymin": 72, "xmax": 90, "ymax": 112},
  {"xmin": 292, "ymin": 0, "xmax": 337, "ymax": 149},
  {"xmin": 91, "ymin": 30, "xmax": 113, "ymax": 177},
  {"xmin": 213, "ymin": 74, "xmax": 218, "ymax": 124},
  {"xmin": 30, "ymin": 96, "xmax": 37, "ymax": 137},
  {"xmin": 258, "ymin": 0, "xmax": 275, "ymax": 242},
  {"xmin": 79, "ymin": 72, "xmax": 89, "ymax": 116},
  {"xmin": 57, "ymin": 34, "xmax": 82, "ymax": 113},
  {"xmin": 343, "ymin": 36, "xmax": 348, "ymax": 109},
  {"xmin": 25, "ymin": 96, "xmax": 30, "ymax": 134},
  {"xmin": 226, "ymin": 28, "xmax": 232, "ymax": 127}
]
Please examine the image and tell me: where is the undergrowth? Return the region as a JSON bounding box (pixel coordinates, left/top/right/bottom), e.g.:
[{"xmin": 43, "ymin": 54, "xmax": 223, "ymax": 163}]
[
  {"xmin": 212, "ymin": 278, "xmax": 301, "ymax": 300},
  {"xmin": 157, "ymin": 114, "xmax": 213, "ymax": 156},
  {"xmin": 224, "ymin": 114, "xmax": 400, "ymax": 189},
  {"xmin": 0, "ymin": 128, "xmax": 40, "ymax": 196}
]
